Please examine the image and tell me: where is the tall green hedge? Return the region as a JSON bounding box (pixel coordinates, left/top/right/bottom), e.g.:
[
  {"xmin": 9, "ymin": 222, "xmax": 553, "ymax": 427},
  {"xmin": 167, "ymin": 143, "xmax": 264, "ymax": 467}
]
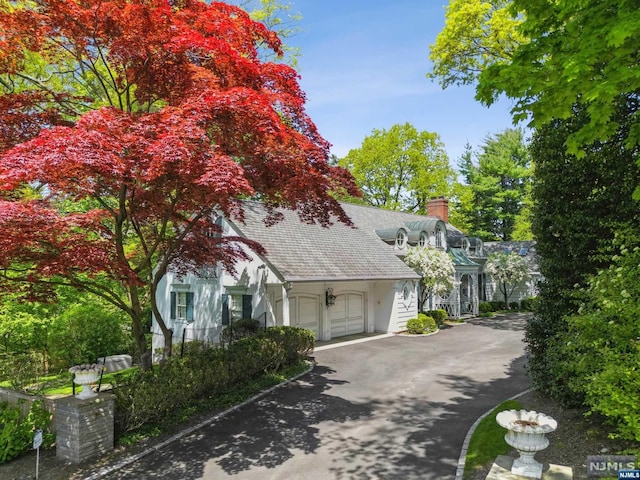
[
  {"xmin": 113, "ymin": 326, "xmax": 313, "ymax": 437},
  {"xmin": 527, "ymin": 99, "xmax": 640, "ymax": 402},
  {"xmin": 548, "ymin": 235, "xmax": 640, "ymax": 441}
]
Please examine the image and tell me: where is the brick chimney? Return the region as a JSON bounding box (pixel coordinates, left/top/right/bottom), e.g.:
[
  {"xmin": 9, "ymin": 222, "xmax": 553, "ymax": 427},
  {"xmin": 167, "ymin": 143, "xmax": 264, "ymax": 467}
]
[{"xmin": 427, "ymin": 197, "xmax": 449, "ymax": 222}]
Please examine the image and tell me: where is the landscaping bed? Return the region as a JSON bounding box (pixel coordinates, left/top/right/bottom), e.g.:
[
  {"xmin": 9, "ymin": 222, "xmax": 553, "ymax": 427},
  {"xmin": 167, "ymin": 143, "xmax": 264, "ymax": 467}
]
[{"xmin": 465, "ymin": 390, "xmax": 636, "ymax": 480}]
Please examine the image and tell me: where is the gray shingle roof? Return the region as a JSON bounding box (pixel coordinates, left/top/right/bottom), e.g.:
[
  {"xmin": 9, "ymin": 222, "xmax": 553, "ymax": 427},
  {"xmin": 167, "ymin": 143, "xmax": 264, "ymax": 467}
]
[{"xmin": 228, "ymin": 202, "xmax": 428, "ymax": 282}]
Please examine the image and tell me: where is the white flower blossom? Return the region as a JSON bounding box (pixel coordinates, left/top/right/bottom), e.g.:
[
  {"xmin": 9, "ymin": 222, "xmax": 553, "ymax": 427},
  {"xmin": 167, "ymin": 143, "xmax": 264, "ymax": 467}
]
[
  {"xmin": 485, "ymin": 252, "xmax": 530, "ymax": 305},
  {"xmin": 404, "ymin": 246, "xmax": 455, "ymax": 296}
]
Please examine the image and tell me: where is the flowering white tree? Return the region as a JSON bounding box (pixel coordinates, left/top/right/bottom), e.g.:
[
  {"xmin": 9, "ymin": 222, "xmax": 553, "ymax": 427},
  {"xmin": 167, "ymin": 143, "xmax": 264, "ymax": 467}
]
[
  {"xmin": 484, "ymin": 252, "xmax": 530, "ymax": 308},
  {"xmin": 403, "ymin": 246, "xmax": 455, "ymax": 311}
]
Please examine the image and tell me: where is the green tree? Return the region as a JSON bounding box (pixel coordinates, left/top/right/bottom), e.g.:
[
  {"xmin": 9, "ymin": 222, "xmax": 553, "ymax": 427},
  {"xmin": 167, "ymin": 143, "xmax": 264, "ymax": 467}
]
[
  {"xmin": 430, "ymin": 0, "xmax": 640, "ymax": 414},
  {"xmin": 0, "ymin": 0, "xmax": 356, "ymax": 369},
  {"xmin": 428, "ymin": 0, "xmax": 524, "ymax": 88},
  {"xmin": 527, "ymin": 99, "xmax": 640, "ymax": 399},
  {"xmin": 550, "ymin": 231, "xmax": 640, "ymax": 441},
  {"xmin": 339, "ymin": 123, "xmax": 454, "ymax": 213},
  {"xmin": 476, "ymin": 1, "xmax": 640, "ymax": 158},
  {"xmin": 484, "ymin": 251, "xmax": 529, "ymax": 308},
  {"xmin": 48, "ymin": 302, "xmax": 129, "ymax": 368},
  {"xmin": 455, "ymin": 128, "xmax": 532, "ymax": 240},
  {"xmin": 447, "ymin": 143, "xmax": 475, "ymax": 233}
]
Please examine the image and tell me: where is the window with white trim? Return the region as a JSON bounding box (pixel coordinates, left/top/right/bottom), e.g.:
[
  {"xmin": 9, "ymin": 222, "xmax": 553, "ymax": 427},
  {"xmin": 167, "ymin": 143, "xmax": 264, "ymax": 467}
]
[
  {"xmin": 170, "ymin": 291, "xmax": 194, "ymax": 323},
  {"xmin": 419, "ymin": 232, "xmax": 428, "ymax": 247},
  {"xmin": 222, "ymin": 293, "xmax": 252, "ymax": 325},
  {"xmin": 435, "ymin": 226, "xmax": 444, "ymax": 249},
  {"xmin": 396, "ymin": 230, "xmax": 407, "ymax": 249},
  {"xmin": 461, "ymin": 237, "xmax": 470, "ymax": 253}
]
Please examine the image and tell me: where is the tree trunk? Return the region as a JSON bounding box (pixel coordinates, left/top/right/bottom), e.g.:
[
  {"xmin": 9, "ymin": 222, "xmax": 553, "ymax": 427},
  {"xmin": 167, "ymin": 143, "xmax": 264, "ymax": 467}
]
[
  {"xmin": 127, "ymin": 285, "xmax": 153, "ymax": 370},
  {"xmin": 149, "ymin": 285, "xmax": 173, "ymax": 363},
  {"xmin": 502, "ymin": 281, "xmax": 510, "ymax": 309},
  {"xmin": 130, "ymin": 311, "xmax": 153, "ymax": 370}
]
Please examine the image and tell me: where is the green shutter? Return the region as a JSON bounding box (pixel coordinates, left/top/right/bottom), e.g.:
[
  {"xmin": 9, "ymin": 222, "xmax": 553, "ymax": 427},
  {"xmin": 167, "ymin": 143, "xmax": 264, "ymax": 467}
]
[
  {"xmin": 242, "ymin": 294, "xmax": 252, "ymax": 319},
  {"xmin": 222, "ymin": 294, "xmax": 229, "ymax": 325},
  {"xmin": 186, "ymin": 292, "xmax": 194, "ymax": 323},
  {"xmin": 170, "ymin": 292, "xmax": 176, "ymax": 320}
]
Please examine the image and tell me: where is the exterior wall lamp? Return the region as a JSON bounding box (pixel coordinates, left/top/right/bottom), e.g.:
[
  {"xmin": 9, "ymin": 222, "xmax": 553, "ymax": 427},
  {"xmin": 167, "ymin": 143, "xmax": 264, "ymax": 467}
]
[{"xmin": 325, "ymin": 288, "xmax": 336, "ymax": 307}]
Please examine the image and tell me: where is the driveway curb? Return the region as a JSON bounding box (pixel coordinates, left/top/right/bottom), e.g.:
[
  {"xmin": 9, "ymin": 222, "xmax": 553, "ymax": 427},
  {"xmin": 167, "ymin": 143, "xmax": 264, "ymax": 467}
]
[
  {"xmin": 454, "ymin": 388, "xmax": 533, "ymax": 480},
  {"xmin": 83, "ymin": 361, "xmax": 316, "ymax": 480}
]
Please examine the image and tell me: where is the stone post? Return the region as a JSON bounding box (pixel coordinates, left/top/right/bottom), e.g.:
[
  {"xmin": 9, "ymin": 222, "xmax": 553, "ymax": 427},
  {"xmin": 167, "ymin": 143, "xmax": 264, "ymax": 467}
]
[{"xmin": 55, "ymin": 394, "xmax": 114, "ymax": 463}]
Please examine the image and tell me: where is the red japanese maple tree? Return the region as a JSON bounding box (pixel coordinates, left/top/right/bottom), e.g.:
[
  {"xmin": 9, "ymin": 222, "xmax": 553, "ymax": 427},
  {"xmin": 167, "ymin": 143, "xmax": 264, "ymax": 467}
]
[{"xmin": 0, "ymin": 0, "xmax": 358, "ymax": 368}]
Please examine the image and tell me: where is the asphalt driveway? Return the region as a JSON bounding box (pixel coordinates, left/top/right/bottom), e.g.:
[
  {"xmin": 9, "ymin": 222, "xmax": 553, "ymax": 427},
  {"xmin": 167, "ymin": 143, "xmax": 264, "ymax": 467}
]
[{"xmin": 101, "ymin": 313, "xmax": 530, "ymax": 480}]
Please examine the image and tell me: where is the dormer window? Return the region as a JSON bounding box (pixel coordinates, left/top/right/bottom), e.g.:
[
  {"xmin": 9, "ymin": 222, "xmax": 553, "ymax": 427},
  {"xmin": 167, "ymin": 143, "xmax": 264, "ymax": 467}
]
[
  {"xmin": 396, "ymin": 230, "xmax": 407, "ymax": 249},
  {"xmin": 435, "ymin": 226, "xmax": 445, "ymax": 249},
  {"xmin": 461, "ymin": 237, "xmax": 470, "ymax": 253},
  {"xmin": 419, "ymin": 232, "xmax": 428, "ymax": 247}
]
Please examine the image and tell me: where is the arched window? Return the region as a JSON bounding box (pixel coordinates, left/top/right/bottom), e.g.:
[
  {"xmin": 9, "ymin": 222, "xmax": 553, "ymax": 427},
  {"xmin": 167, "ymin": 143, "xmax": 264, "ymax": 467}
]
[
  {"xmin": 419, "ymin": 232, "xmax": 428, "ymax": 247},
  {"xmin": 435, "ymin": 226, "xmax": 445, "ymax": 249},
  {"xmin": 396, "ymin": 230, "xmax": 407, "ymax": 249},
  {"xmin": 461, "ymin": 237, "xmax": 470, "ymax": 253}
]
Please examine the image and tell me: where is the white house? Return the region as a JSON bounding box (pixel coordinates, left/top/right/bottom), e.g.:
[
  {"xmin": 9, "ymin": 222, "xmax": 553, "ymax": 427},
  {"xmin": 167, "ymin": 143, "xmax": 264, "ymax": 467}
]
[
  {"xmin": 152, "ymin": 199, "xmax": 537, "ymax": 352},
  {"xmin": 155, "ymin": 200, "xmax": 457, "ymax": 351}
]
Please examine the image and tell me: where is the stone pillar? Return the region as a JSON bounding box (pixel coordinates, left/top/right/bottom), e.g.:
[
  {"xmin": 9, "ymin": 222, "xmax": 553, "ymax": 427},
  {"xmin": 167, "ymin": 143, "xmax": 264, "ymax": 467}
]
[{"xmin": 55, "ymin": 394, "xmax": 114, "ymax": 463}]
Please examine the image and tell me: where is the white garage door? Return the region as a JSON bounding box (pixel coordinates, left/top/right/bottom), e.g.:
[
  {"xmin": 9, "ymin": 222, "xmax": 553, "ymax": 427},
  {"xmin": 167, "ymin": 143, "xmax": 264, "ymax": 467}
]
[
  {"xmin": 290, "ymin": 295, "xmax": 320, "ymax": 341},
  {"xmin": 330, "ymin": 293, "xmax": 365, "ymax": 338}
]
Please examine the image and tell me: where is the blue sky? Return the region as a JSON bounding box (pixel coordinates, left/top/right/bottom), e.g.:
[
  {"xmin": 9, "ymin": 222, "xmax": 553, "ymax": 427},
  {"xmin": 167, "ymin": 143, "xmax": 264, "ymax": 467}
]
[{"xmin": 287, "ymin": 1, "xmax": 518, "ymax": 166}]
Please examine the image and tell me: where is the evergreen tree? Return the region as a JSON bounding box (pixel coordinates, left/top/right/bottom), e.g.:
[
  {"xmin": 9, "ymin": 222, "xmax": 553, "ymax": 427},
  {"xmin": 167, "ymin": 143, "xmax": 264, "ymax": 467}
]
[{"xmin": 455, "ymin": 128, "xmax": 532, "ymax": 240}]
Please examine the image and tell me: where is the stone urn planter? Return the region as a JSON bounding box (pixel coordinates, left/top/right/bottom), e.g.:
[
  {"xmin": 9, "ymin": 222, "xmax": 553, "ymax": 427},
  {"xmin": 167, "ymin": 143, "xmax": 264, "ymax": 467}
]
[
  {"xmin": 496, "ymin": 409, "xmax": 558, "ymax": 479},
  {"xmin": 69, "ymin": 363, "xmax": 103, "ymax": 400}
]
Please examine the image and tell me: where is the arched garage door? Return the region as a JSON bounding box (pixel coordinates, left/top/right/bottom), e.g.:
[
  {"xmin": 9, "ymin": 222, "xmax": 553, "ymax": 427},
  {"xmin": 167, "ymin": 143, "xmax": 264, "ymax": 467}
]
[
  {"xmin": 290, "ymin": 295, "xmax": 320, "ymax": 341},
  {"xmin": 330, "ymin": 292, "xmax": 365, "ymax": 338}
]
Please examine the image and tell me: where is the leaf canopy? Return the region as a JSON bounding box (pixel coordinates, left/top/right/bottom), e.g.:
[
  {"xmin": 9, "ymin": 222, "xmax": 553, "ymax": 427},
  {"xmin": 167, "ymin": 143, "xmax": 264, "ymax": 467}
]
[{"xmin": 0, "ymin": 0, "xmax": 358, "ymax": 364}]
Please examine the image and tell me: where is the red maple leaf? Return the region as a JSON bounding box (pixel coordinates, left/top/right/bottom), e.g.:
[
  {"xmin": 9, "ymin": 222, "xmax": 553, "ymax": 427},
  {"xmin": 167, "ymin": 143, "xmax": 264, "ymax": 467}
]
[{"xmin": 0, "ymin": 0, "xmax": 360, "ymax": 367}]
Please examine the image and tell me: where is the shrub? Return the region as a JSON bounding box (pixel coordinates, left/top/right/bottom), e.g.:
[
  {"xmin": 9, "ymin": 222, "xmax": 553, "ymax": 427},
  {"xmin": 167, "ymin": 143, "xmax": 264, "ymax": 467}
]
[
  {"xmin": 479, "ymin": 302, "xmax": 493, "ymax": 314},
  {"xmin": 509, "ymin": 301, "xmax": 520, "ymax": 310},
  {"xmin": 422, "ymin": 315, "xmax": 437, "ymax": 333},
  {"xmin": 489, "ymin": 301, "xmax": 506, "ymax": 311},
  {"xmin": 406, "ymin": 317, "xmax": 424, "ymax": 334},
  {"xmin": 406, "ymin": 315, "xmax": 436, "ymax": 334},
  {"xmin": 259, "ymin": 326, "xmax": 314, "ymax": 364},
  {"xmin": 220, "ymin": 318, "xmax": 262, "ymax": 345},
  {"xmin": 227, "ymin": 336, "xmax": 284, "ymax": 382},
  {"xmin": 424, "ymin": 309, "xmax": 447, "ymax": 324},
  {"xmin": 0, "ymin": 400, "xmax": 54, "ymax": 464},
  {"xmin": 520, "ymin": 297, "xmax": 536, "ymax": 311},
  {"xmin": 113, "ymin": 326, "xmax": 311, "ymax": 437}
]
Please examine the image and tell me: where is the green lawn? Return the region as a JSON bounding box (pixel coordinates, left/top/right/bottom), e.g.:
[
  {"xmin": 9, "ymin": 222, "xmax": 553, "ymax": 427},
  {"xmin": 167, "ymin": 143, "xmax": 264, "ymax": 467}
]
[
  {"xmin": 0, "ymin": 367, "xmax": 139, "ymax": 396},
  {"xmin": 464, "ymin": 399, "xmax": 522, "ymax": 478}
]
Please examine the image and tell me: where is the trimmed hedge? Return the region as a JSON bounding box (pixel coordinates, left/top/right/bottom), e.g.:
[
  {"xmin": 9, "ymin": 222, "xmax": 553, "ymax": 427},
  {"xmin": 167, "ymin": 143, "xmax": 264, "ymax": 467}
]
[
  {"xmin": 423, "ymin": 309, "xmax": 447, "ymax": 324},
  {"xmin": 479, "ymin": 302, "xmax": 493, "ymax": 314},
  {"xmin": 406, "ymin": 314, "xmax": 437, "ymax": 334},
  {"xmin": 113, "ymin": 326, "xmax": 313, "ymax": 437},
  {"xmin": 219, "ymin": 318, "xmax": 261, "ymax": 345}
]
